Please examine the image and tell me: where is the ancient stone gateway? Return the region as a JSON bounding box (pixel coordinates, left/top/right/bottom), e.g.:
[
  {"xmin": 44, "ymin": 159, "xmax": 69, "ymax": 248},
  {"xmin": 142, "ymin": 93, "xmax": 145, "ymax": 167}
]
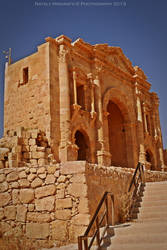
[{"xmin": 0, "ymin": 35, "xmax": 167, "ymax": 247}]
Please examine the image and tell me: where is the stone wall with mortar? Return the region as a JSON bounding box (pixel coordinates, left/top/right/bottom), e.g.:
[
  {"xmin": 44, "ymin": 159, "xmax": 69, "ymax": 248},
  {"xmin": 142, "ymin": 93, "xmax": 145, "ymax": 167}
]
[
  {"xmin": 1, "ymin": 161, "xmax": 167, "ymax": 247},
  {"xmin": 0, "ymin": 161, "xmax": 90, "ymax": 247}
]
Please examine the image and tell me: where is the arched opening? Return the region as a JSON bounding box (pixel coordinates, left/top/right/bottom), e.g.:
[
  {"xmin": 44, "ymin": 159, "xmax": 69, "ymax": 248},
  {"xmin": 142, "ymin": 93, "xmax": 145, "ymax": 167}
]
[
  {"xmin": 107, "ymin": 101, "xmax": 128, "ymax": 167},
  {"xmin": 146, "ymin": 150, "xmax": 155, "ymax": 170},
  {"xmin": 75, "ymin": 130, "xmax": 89, "ymax": 161}
]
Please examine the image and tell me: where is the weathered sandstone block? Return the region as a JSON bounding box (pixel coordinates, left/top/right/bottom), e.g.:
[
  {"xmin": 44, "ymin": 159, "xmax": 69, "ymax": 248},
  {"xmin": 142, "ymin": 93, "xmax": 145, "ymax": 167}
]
[
  {"xmin": 51, "ymin": 220, "xmax": 67, "ymax": 241},
  {"xmin": 35, "ymin": 184, "xmax": 56, "ymax": 199},
  {"xmin": 57, "ymin": 175, "xmax": 66, "ymax": 183},
  {"xmin": 67, "ymin": 183, "xmax": 87, "ymax": 197},
  {"xmin": 37, "ymin": 167, "xmax": 45, "ymax": 174},
  {"xmin": 55, "ymin": 209, "xmax": 71, "ymax": 220},
  {"xmin": 69, "ymin": 224, "xmax": 87, "ymax": 242},
  {"xmin": 28, "ymin": 173, "xmax": 36, "ymax": 182},
  {"xmin": 35, "ymin": 196, "xmax": 55, "ymax": 211},
  {"xmin": 27, "ymin": 212, "xmax": 51, "ymax": 222},
  {"xmin": 56, "ymin": 198, "xmax": 72, "ymax": 209},
  {"xmin": 0, "ymin": 182, "xmax": 8, "ymax": 192},
  {"xmin": 71, "ymin": 174, "xmax": 86, "ymax": 183},
  {"xmin": 47, "ymin": 165, "xmax": 57, "ymax": 174},
  {"xmin": 31, "ymin": 177, "xmax": 43, "ymax": 188},
  {"xmin": 45, "ymin": 174, "xmax": 56, "ymax": 184},
  {"xmin": 4, "ymin": 205, "xmax": 16, "ymax": 220},
  {"xmin": 19, "ymin": 189, "xmax": 34, "ymax": 203},
  {"xmin": 61, "ymin": 161, "xmax": 86, "ymax": 175},
  {"xmin": 0, "ymin": 208, "xmax": 4, "ymax": 220},
  {"xmin": 72, "ymin": 214, "xmax": 90, "ymax": 226},
  {"xmin": 0, "ymin": 192, "xmax": 11, "ymax": 206},
  {"xmin": 0, "ymin": 174, "xmax": 5, "ymax": 182},
  {"xmin": 19, "ymin": 171, "xmax": 27, "ymax": 179},
  {"xmin": 19, "ymin": 179, "xmax": 30, "ymax": 188},
  {"xmin": 7, "ymin": 171, "xmax": 19, "ymax": 182},
  {"xmin": 16, "ymin": 205, "xmax": 27, "ymax": 222},
  {"xmin": 32, "ymin": 151, "xmax": 45, "ymax": 159},
  {"xmin": 12, "ymin": 189, "xmax": 19, "ymax": 204},
  {"xmin": 26, "ymin": 223, "xmax": 50, "ymax": 239},
  {"xmin": 78, "ymin": 198, "xmax": 89, "ymax": 214}
]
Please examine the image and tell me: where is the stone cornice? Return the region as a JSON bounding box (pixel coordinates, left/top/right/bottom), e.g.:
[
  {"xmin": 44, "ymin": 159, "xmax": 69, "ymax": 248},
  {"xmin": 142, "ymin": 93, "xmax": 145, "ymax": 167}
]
[
  {"xmin": 133, "ymin": 76, "xmax": 151, "ymax": 91},
  {"xmin": 56, "ymin": 35, "xmax": 72, "ymax": 48},
  {"xmin": 72, "ymin": 38, "xmax": 93, "ymax": 54}
]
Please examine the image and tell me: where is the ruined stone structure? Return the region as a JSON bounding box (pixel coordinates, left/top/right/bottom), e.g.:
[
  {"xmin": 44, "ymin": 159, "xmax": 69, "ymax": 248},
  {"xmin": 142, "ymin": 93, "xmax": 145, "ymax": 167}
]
[
  {"xmin": 3, "ymin": 35, "xmax": 165, "ymax": 170},
  {"xmin": 0, "ymin": 35, "xmax": 167, "ymax": 247}
]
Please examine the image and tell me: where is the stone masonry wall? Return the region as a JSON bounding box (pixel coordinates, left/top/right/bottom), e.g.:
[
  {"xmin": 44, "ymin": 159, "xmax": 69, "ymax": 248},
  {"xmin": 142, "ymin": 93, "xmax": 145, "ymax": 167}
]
[
  {"xmin": 1, "ymin": 161, "xmax": 167, "ymax": 248},
  {"xmin": 0, "ymin": 161, "xmax": 89, "ymax": 247}
]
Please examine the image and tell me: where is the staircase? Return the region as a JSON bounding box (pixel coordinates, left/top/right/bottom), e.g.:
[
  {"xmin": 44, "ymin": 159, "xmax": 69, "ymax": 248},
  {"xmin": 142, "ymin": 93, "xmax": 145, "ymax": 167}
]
[{"xmin": 107, "ymin": 181, "xmax": 167, "ymax": 250}]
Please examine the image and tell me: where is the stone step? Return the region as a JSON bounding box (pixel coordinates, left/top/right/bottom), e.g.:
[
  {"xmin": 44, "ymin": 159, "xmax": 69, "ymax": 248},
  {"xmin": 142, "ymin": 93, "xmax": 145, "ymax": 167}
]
[
  {"xmin": 111, "ymin": 232, "xmax": 167, "ymax": 245},
  {"xmin": 142, "ymin": 194, "xmax": 167, "ymax": 201},
  {"xmin": 108, "ymin": 243, "xmax": 167, "ymax": 250},
  {"xmin": 140, "ymin": 199, "xmax": 167, "ymax": 207},
  {"xmin": 139, "ymin": 204, "xmax": 167, "ymax": 213},
  {"xmin": 138, "ymin": 209, "xmax": 167, "ymax": 220},
  {"xmin": 113, "ymin": 221, "xmax": 167, "ymax": 236}
]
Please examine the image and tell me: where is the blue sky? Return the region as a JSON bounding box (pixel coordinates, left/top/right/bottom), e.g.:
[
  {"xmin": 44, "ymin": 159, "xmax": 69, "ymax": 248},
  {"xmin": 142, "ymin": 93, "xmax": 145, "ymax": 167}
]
[{"xmin": 0, "ymin": 0, "xmax": 167, "ymax": 148}]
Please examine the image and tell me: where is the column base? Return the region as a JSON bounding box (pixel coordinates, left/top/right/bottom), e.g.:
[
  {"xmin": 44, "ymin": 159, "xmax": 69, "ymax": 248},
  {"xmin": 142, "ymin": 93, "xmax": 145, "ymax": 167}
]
[{"xmin": 97, "ymin": 150, "xmax": 111, "ymax": 166}]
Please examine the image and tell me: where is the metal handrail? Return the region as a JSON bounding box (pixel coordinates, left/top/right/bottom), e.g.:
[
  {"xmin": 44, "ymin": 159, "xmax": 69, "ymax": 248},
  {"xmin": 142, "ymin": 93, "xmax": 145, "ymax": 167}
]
[
  {"xmin": 128, "ymin": 162, "xmax": 145, "ymax": 193},
  {"xmin": 78, "ymin": 192, "xmax": 114, "ymax": 250},
  {"xmin": 128, "ymin": 162, "xmax": 145, "ymax": 219}
]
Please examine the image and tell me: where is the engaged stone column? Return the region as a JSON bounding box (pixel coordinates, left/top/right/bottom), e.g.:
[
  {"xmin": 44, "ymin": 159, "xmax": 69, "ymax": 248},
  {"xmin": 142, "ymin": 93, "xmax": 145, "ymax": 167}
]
[
  {"xmin": 73, "ymin": 71, "xmax": 77, "ymax": 105},
  {"xmin": 58, "ymin": 43, "xmax": 71, "ymax": 162},
  {"xmin": 94, "ymin": 73, "xmax": 110, "ymax": 165},
  {"xmin": 135, "ymin": 85, "xmax": 145, "ymax": 164}
]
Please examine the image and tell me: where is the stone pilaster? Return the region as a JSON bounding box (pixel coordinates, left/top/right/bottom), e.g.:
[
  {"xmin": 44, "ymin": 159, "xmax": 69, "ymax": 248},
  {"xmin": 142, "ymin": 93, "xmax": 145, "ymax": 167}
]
[
  {"xmin": 94, "ymin": 73, "xmax": 111, "ymax": 166},
  {"xmin": 58, "ymin": 43, "xmax": 71, "ymax": 162},
  {"xmin": 135, "ymin": 85, "xmax": 146, "ymax": 164}
]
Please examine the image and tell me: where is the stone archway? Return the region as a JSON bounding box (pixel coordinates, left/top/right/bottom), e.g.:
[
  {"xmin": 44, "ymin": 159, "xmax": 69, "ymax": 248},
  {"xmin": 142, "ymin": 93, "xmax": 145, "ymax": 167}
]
[
  {"xmin": 146, "ymin": 149, "xmax": 155, "ymax": 170},
  {"xmin": 74, "ymin": 130, "xmax": 89, "ymax": 161},
  {"xmin": 103, "ymin": 88, "xmax": 137, "ymax": 168},
  {"xmin": 107, "ymin": 101, "xmax": 128, "ymax": 167}
]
